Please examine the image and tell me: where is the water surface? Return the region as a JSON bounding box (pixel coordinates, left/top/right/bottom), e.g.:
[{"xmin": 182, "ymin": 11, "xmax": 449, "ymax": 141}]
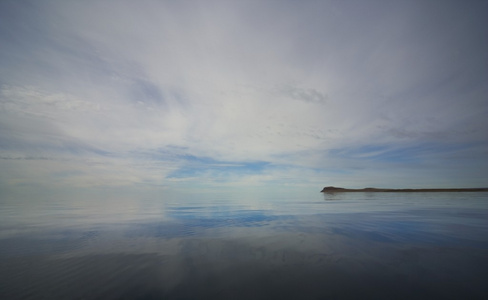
[{"xmin": 1, "ymin": 191, "xmax": 487, "ymax": 299}]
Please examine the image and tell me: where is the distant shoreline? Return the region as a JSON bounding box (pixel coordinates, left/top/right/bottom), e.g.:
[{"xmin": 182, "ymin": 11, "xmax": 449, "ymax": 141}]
[{"xmin": 321, "ymin": 186, "xmax": 488, "ymax": 193}]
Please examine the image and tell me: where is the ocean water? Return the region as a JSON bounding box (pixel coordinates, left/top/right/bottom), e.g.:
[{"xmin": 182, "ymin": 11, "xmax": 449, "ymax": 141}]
[{"xmin": 1, "ymin": 190, "xmax": 487, "ymax": 299}]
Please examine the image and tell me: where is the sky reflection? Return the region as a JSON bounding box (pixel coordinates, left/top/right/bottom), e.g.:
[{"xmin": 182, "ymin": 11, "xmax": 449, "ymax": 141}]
[{"xmin": 1, "ymin": 192, "xmax": 488, "ymax": 299}]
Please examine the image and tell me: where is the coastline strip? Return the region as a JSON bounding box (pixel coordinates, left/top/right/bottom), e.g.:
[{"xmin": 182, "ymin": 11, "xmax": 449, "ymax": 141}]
[{"xmin": 321, "ymin": 187, "xmax": 488, "ymax": 193}]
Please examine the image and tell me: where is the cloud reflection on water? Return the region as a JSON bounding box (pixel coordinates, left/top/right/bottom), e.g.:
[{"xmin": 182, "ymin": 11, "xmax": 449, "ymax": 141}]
[{"xmin": 1, "ymin": 192, "xmax": 488, "ymax": 299}]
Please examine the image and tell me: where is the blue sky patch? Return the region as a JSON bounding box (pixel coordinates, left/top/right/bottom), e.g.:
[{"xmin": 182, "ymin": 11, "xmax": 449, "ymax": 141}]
[{"xmin": 168, "ymin": 155, "xmax": 269, "ymax": 179}]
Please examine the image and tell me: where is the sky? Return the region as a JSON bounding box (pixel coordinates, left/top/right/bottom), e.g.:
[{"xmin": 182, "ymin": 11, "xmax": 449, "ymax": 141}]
[{"xmin": 0, "ymin": 0, "xmax": 487, "ymax": 196}]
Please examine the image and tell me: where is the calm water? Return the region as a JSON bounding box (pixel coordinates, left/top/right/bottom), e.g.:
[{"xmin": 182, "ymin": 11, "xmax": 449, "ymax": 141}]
[{"xmin": 1, "ymin": 191, "xmax": 488, "ymax": 299}]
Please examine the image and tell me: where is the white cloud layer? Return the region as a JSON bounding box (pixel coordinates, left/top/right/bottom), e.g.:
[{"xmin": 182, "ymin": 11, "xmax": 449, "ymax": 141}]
[{"xmin": 1, "ymin": 0, "xmax": 487, "ymax": 193}]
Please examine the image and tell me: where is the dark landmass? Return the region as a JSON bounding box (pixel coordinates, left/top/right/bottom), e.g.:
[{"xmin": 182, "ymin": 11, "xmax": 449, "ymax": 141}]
[{"xmin": 321, "ymin": 186, "xmax": 488, "ymax": 193}]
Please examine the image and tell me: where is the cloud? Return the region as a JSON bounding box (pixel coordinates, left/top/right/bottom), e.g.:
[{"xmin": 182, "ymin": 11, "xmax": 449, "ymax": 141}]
[
  {"xmin": 277, "ymin": 85, "xmax": 328, "ymax": 105},
  {"xmin": 0, "ymin": 0, "xmax": 487, "ymax": 191}
]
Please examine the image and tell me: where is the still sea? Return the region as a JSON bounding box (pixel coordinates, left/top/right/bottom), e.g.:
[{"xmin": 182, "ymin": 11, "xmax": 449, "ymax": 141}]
[{"xmin": 1, "ymin": 190, "xmax": 487, "ymax": 299}]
